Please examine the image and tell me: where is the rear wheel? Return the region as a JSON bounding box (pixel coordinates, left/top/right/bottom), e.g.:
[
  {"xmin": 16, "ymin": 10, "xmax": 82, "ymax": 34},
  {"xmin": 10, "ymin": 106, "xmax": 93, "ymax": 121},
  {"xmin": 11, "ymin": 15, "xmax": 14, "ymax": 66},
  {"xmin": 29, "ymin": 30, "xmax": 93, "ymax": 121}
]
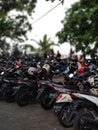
[
  {"xmin": 16, "ymin": 89, "xmax": 30, "ymax": 106},
  {"xmin": 73, "ymin": 111, "xmax": 96, "ymax": 130},
  {"xmin": 4, "ymin": 86, "xmax": 15, "ymax": 103}
]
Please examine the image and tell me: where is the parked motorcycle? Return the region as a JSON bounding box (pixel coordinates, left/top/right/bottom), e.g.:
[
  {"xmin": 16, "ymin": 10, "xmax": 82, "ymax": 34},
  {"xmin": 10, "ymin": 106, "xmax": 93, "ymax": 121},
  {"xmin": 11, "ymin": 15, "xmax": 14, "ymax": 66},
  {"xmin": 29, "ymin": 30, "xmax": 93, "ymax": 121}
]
[
  {"xmin": 37, "ymin": 79, "xmax": 76, "ymax": 110},
  {"xmin": 15, "ymin": 67, "xmax": 52, "ymax": 106},
  {"xmin": 0, "ymin": 64, "xmax": 22, "ymax": 98},
  {"xmin": 37, "ymin": 69, "xmax": 95, "ymax": 111},
  {"xmin": 52, "ymin": 90, "xmax": 77, "ymax": 127},
  {"xmin": 52, "ymin": 81, "xmax": 98, "ymax": 128}
]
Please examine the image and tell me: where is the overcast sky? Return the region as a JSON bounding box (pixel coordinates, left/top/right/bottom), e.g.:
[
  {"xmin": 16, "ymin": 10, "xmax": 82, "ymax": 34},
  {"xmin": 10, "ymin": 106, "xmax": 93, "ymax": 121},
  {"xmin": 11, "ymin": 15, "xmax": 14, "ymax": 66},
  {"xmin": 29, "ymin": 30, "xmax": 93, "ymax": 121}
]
[{"xmin": 28, "ymin": 0, "xmax": 79, "ymax": 56}]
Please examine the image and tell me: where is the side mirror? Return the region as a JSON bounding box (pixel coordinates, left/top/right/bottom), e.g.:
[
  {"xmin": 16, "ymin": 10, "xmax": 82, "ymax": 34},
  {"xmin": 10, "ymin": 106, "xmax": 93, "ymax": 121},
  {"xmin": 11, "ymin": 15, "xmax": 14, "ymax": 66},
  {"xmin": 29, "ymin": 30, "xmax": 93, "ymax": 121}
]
[
  {"xmin": 1, "ymin": 72, "xmax": 4, "ymax": 75},
  {"xmin": 69, "ymin": 73, "xmax": 74, "ymax": 78}
]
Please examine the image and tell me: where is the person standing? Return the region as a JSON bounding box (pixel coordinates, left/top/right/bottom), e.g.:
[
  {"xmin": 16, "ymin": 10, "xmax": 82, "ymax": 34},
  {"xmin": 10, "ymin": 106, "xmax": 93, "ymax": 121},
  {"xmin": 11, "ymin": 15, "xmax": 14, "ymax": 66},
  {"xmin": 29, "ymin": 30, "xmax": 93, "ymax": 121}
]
[{"xmin": 56, "ymin": 51, "xmax": 61, "ymax": 62}]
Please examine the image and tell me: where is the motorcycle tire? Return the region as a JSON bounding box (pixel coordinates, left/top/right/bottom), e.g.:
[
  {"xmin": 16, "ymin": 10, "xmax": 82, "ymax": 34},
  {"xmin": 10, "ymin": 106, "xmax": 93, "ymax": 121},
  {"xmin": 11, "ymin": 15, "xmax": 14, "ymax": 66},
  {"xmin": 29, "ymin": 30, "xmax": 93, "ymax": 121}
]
[
  {"xmin": 58, "ymin": 104, "xmax": 73, "ymax": 128},
  {"xmin": 40, "ymin": 90, "xmax": 55, "ymax": 110},
  {"xmin": 4, "ymin": 86, "xmax": 15, "ymax": 103},
  {"xmin": 15, "ymin": 89, "xmax": 30, "ymax": 106},
  {"xmin": 73, "ymin": 111, "xmax": 96, "ymax": 130}
]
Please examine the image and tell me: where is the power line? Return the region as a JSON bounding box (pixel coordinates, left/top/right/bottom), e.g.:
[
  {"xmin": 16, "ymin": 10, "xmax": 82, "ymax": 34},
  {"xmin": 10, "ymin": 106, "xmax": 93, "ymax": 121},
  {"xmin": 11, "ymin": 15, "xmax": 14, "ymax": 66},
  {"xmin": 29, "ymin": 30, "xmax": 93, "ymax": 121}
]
[{"xmin": 32, "ymin": 1, "xmax": 63, "ymax": 24}]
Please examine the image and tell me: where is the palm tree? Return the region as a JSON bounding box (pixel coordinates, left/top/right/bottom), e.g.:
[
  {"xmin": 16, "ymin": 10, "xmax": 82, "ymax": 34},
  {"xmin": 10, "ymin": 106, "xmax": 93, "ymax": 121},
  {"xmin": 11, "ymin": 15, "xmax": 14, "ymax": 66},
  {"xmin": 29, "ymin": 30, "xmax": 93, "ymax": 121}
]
[{"xmin": 32, "ymin": 34, "xmax": 59, "ymax": 57}]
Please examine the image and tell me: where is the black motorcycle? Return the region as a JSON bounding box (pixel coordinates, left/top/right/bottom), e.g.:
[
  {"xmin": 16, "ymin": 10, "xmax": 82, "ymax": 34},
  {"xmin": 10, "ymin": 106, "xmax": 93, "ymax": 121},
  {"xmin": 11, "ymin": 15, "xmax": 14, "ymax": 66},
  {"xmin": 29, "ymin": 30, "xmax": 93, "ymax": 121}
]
[
  {"xmin": 37, "ymin": 79, "xmax": 74, "ymax": 110},
  {"xmin": 15, "ymin": 67, "xmax": 51, "ymax": 106},
  {"xmin": 0, "ymin": 64, "xmax": 23, "ymax": 101}
]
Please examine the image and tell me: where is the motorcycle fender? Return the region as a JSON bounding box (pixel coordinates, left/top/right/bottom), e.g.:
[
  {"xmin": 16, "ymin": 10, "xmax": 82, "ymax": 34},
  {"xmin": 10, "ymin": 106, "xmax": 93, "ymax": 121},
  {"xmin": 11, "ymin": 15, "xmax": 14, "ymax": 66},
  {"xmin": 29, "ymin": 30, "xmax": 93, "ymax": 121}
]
[
  {"xmin": 56, "ymin": 93, "xmax": 73, "ymax": 103},
  {"xmin": 36, "ymin": 88, "xmax": 45, "ymax": 99},
  {"xmin": 13, "ymin": 86, "xmax": 21, "ymax": 90}
]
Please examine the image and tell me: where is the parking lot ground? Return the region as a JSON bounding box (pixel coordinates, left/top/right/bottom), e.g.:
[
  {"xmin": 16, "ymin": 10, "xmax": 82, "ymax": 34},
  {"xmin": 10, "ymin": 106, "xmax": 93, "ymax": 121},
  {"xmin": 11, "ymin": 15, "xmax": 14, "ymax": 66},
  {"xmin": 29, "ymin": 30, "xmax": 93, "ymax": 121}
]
[{"xmin": 0, "ymin": 101, "xmax": 72, "ymax": 130}]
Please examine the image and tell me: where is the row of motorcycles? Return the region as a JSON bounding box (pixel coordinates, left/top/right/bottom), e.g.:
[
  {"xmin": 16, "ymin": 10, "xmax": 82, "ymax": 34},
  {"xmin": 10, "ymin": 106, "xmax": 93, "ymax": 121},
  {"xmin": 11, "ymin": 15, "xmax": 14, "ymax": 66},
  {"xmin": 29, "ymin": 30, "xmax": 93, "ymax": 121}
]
[{"xmin": 0, "ymin": 56, "xmax": 98, "ymax": 130}]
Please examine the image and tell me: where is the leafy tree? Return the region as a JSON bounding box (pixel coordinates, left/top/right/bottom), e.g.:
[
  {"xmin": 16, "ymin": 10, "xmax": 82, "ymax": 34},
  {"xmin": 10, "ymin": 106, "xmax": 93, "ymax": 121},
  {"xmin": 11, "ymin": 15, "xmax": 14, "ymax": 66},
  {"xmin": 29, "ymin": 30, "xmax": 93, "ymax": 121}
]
[
  {"xmin": 56, "ymin": 0, "xmax": 98, "ymax": 54},
  {"xmin": 19, "ymin": 44, "xmax": 37, "ymax": 56},
  {"xmin": 46, "ymin": 0, "xmax": 64, "ymax": 4},
  {"xmin": 0, "ymin": 0, "xmax": 37, "ymax": 55},
  {"xmin": 0, "ymin": 39, "xmax": 10, "ymax": 56},
  {"xmin": 11, "ymin": 43, "xmax": 22, "ymax": 57}
]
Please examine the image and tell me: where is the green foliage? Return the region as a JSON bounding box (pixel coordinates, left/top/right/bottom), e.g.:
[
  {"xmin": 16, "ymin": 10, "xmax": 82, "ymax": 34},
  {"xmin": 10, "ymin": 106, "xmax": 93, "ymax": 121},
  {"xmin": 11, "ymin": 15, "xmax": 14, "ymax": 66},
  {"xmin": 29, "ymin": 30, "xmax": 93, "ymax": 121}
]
[
  {"xmin": 0, "ymin": 0, "xmax": 37, "ymax": 15},
  {"xmin": 19, "ymin": 44, "xmax": 37, "ymax": 55},
  {"xmin": 45, "ymin": 0, "xmax": 64, "ymax": 4},
  {"xmin": 0, "ymin": 39, "xmax": 10, "ymax": 55},
  {"xmin": 33, "ymin": 34, "xmax": 59, "ymax": 55},
  {"xmin": 56, "ymin": 0, "xmax": 98, "ymax": 54},
  {"xmin": 0, "ymin": 0, "xmax": 37, "ymax": 55},
  {"xmin": 11, "ymin": 44, "xmax": 22, "ymax": 57}
]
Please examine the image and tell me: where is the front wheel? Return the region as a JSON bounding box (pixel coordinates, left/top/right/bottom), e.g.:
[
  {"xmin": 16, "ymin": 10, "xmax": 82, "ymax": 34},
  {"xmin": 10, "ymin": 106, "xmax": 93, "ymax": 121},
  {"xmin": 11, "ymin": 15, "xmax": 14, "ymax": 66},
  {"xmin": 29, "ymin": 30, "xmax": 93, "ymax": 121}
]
[
  {"xmin": 15, "ymin": 89, "xmax": 30, "ymax": 106},
  {"xmin": 40, "ymin": 90, "xmax": 55, "ymax": 110},
  {"xmin": 58, "ymin": 104, "xmax": 73, "ymax": 128}
]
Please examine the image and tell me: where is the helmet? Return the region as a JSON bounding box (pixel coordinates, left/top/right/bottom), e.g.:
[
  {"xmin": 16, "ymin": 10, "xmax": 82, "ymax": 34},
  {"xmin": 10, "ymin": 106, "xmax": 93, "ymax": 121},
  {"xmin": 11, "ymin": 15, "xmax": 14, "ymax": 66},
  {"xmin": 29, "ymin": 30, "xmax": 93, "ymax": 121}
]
[
  {"xmin": 28, "ymin": 67, "xmax": 37, "ymax": 75},
  {"xmin": 42, "ymin": 63, "xmax": 50, "ymax": 73}
]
